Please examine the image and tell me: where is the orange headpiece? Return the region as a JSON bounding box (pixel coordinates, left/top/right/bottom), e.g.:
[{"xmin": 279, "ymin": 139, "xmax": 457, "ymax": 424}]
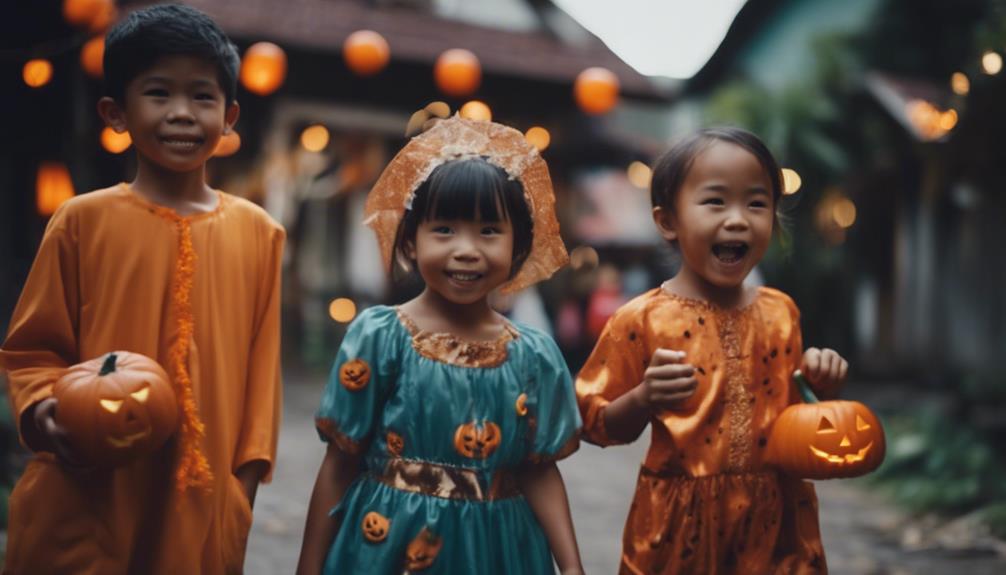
[{"xmin": 364, "ymin": 115, "xmax": 568, "ymax": 293}]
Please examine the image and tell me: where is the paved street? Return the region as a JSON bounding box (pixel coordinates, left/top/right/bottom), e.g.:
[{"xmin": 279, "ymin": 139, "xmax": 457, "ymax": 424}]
[{"xmin": 246, "ymin": 376, "xmax": 1006, "ymax": 574}]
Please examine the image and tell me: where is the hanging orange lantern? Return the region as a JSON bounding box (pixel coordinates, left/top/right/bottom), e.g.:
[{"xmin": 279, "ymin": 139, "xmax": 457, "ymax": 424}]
[
  {"xmin": 213, "ymin": 131, "xmax": 241, "ymax": 157},
  {"xmin": 343, "ymin": 30, "xmax": 390, "ymax": 76},
  {"xmin": 81, "ymin": 36, "xmax": 105, "ymax": 78},
  {"xmin": 574, "ymin": 67, "xmax": 620, "ymax": 115},
  {"xmin": 64, "ymin": 0, "xmax": 113, "ymax": 29},
  {"xmin": 101, "ymin": 127, "xmax": 131, "ymax": 154},
  {"xmin": 434, "ymin": 49, "xmax": 481, "ymax": 97},
  {"xmin": 23, "ymin": 59, "xmax": 53, "ymax": 88},
  {"xmin": 240, "ymin": 42, "xmax": 287, "ymax": 96},
  {"xmin": 36, "ymin": 162, "xmax": 75, "ymax": 216}
]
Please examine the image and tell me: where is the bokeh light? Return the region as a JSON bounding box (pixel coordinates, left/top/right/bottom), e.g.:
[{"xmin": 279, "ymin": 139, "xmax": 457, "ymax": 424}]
[
  {"xmin": 329, "ymin": 298, "xmax": 357, "ymax": 323},
  {"xmin": 627, "ymin": 161, "xmax": 652, "ymax": 189},
  {"xmin": 782, "ymin": 168, "xmax": 802, "ymax": 195},
  {"xmin": 524, "ymin": 126, "xmax": 551, "ymax": 151},
  {"xmin": 100, "ymin": 127, "xmax": 131, "ymax": 154},
  {"xmin": 301, "ymin": 125, "xmax": 330, "ymax": 152},
  {"xmin": 981, "ymin": 51, "xmax": 1002, "ymax": 75},
  {"xmin": 459, "ymin": 100, "xmax": 491, "ymax": 122},
  {"xmin": 23, "ymin": 59, "xmax": 53, "ymax": 88},
  {"xmin": 951, "ymin": 72, "xmax": 970, "ymax": 95}
]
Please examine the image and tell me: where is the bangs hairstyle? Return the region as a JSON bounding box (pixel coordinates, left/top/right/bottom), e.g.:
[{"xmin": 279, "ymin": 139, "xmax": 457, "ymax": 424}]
[
  {"xmin": 650, "ymin": 127, "xmax": 784, "ymax": 221},
  {"xmin": 103, "ymin": 4, "xmax": 240, "ymax": 105},
  {"xmin": 394, "ymin": 158, "xmax": 533, "ymax": 277}
]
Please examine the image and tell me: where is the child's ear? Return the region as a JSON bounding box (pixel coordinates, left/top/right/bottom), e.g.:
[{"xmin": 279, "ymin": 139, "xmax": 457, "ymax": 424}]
[
  {"xmin": 97, "ymin": 97, "xmax": 128, "ymax": 134},
  {"xmin": 223, "ymin": 101, "xmax": 240, "ymax": 134},
  {"xmin": 652, "ymin": 206, "xmax": 678, "ymax": 243}
]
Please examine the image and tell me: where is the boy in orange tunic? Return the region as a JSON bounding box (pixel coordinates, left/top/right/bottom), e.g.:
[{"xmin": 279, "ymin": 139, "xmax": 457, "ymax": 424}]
[
  {"xmin": 0, "ymin": 5, "xmax": 284, "ymax": 574},
  {"xmin": 576, "ymin": 128, "xmax": 848, "ymax": 574}
]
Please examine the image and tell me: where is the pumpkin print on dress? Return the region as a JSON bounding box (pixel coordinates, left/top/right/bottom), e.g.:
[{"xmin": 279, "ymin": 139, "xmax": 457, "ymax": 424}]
[
  {"xmin": 361, "ymin": 511, "xmax": 391, "ymax": 543},
  {"xmin": 339, "ymin": 358, "xmax": 371, "ymax": 391},
  {"xmin": 515, "ymin": 393, "xmax": 528, "ymax": 417},
  {"xmin": 53, "ymin": 351, "xmax": 179, "ymax": 467},
  {"xmin": 403, "ymin": 527, "xmax": 444, "ymax": 571},
  {"xmin": 765, "ymin": 374, "xmax": 885, "ymax": 479},
  {"xmin": 386, "ymin": 430, "xmax": 405, "ymax": 457},
  {"xmin": 453, "ymin": 420, "xmax": 502, "ymax": 459}
]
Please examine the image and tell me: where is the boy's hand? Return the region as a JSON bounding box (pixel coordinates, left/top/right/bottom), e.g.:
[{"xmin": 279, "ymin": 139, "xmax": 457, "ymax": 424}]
[
  {"xmin": 800, "ymin": 347, "xmax": 848, "ymax": 393},
  {"xmin": 32, "ymin": 398, "xmax": 91, "ymax": 471},
  {"xmin": 633, "ymin": 348, "xmax": 697, "ymax": 410}
]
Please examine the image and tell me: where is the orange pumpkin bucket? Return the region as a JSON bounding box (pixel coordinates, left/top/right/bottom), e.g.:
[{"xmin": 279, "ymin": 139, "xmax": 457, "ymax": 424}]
[{"xmin": 765, "ymin": 371, "xmax": 886, "ymax": 479}]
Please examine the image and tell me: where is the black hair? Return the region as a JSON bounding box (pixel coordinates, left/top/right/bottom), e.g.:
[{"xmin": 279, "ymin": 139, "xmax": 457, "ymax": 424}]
[
  {"xmin": 393, "ymin": 158, "xmax": 533, "ymax": 278},
  {"xmin": 650, "ymin": 127, "xmax": 784, "ymax": 224},
  {"xmin": 103, "ymin": 4, "xmax": 240, "ymax": 105}
]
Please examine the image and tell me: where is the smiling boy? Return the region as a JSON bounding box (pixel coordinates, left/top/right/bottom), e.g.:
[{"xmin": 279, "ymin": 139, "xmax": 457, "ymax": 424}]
[{"xmin": 0, "ymin": 5, "xmax": 284, "ymax": 574}]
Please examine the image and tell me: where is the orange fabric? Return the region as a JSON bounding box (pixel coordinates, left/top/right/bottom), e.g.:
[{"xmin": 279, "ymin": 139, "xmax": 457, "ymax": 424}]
[
  {"xmin": 576, "ymin": 286, "xmax": 828, "ymax": 575},
  {"xmin": 0, "ymin": 184, "xmax": 284, "ymax": 575}
]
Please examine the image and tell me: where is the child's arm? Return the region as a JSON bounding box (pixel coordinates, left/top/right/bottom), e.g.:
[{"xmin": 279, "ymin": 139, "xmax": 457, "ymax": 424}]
[
  {"xmin": 296, "ymin": 443, "xmax": 363, "ymax": 575},
  {"xmin": 600, "ymin": 348, "xmax": 697, "ymax": 443},
  {"xmin": 800, "ymin": 347, "xmax": 848, "ymax": 399},
  {"xmin": 517, "ymin": 461, "xmax": 583, "ymax": 575},
  {"xmin": 233, "ymin": 225, "xmax": 285, "ymax": 488}
]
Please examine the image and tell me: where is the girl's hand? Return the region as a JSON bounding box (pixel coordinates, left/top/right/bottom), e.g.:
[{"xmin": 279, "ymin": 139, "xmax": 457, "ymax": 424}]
[
  {"xmin": 633, "ymin": 348, "xmax": 697, "ymax": 410},
  {"xmin": 800, "ymin": 347, "xmax": 848, "ymax": 395}
]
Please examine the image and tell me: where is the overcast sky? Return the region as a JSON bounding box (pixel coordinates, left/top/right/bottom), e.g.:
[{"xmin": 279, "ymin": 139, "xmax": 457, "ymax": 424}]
[{"xmin": 552, "ymin": 0, "xmax": 748, "ymax": 79}]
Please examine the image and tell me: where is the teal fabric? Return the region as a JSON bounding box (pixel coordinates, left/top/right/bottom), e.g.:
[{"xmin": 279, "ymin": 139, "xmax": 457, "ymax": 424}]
[{"xmin": 316, "ymin": 305, "xmax": 581, "ymax": 574}]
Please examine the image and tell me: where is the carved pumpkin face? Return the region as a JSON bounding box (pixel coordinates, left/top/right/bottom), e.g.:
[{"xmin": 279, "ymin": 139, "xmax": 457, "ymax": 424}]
[
  {"xmin": 340, "ymin": 358, "xmax": 371, "ymax": 391},
  {"xmin": 54, "ymin": 352, "xmax": 178, "ymax": 467},
  {"xmin": 453, "ymin": 420, "xmax": 501, "ymax": 459},
  {"xmin": 404, "ymin": 527, "xmax": 443, "ymax": 570},
  {"xmin": 361, "ymin": 511, "xmax": 390, "ymax": 543},
  {"xmin": 515, "ymin": 393, "xmax": 528, "ymax": 417},
  {"xmin": 386, "ymin": 430, "xmax": 404, "ymax": 457},
  {"xmin": 765, "ymin": 400, "xmax": 885, "ymax": 479}
]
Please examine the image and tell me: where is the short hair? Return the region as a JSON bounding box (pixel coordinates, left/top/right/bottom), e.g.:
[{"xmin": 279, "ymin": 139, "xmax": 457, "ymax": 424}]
[
  {"xmin": 393, "ymin": 158, "xmax": 534, "ymax": 279},
  {"xmin": 103, "ymin": 4, "xmax": 240, "ymax": 104},
  {"xmin": 650, "ymin": 127, "xmax": 784, "ymax": 215}
]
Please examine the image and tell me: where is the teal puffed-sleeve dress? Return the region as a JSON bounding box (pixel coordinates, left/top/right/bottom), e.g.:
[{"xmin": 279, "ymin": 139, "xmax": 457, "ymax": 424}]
[{"xmin": 315, "ymin": 305, "xmax": 581, "ymax": 574}]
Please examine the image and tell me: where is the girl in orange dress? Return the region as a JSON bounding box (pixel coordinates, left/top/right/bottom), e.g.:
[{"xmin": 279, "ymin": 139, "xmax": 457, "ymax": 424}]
[{"xmin": 576, "ymin": 127, "xmax": 849, "ymax": 574}]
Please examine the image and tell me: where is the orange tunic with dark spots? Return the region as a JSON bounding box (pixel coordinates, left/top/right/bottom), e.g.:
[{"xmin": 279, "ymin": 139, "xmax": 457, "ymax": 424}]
[{"xmin": 576, "ymin": 286, "xmax": 828, "ymax": 575}]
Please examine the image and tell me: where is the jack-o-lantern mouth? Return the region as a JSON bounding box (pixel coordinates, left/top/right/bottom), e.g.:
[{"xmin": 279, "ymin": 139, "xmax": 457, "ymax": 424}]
[
  {"xmin": 809, "ymin": 441, "xmax": 873, "ymax": 464},
  {"xmin": 107, "ymin": 428, "xmax": 152, "ymax": 448}
]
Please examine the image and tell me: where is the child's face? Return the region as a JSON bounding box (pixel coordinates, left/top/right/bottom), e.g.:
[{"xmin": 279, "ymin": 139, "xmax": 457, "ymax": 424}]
[
  {"xmin": 656, "ymin": 141, "xmax": 775, "ymax": 290},
  {"xmin": 105, "ymin": 55, "xmax": 238, "ymax": 174},
  {"xmin": 410, "ymin": 215, "xmax": 514, "ymax": 306}
]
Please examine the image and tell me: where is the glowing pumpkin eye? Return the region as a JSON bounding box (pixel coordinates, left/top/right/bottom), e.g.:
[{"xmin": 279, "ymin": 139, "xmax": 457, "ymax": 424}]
[
  {"xmin": 856, "ymin": 414, "xmax": 871, "ymax": 431},
  {"xmin": 131, "ymin": 385, "xmax": 150, "ymax": 403},
  {"xmin": 817, "ymin": 417, "xmax": 836, "ymax": 433},
  {"xmin": 100, "ymin": 399, "xmax": 124, "ymax": 413}
]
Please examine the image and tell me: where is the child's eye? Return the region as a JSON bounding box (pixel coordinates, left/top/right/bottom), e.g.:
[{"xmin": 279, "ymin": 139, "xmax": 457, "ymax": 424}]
[
  {"xmin": 750, "ymin": 200, "xmax": 769, "ymax": 209},
  {"xmin": 194, "ymin": 93, "xmax": 216, "ymax": 101},
  {"xmin": 700, "ymin": 197, "xmax": 724, "ymax": 206},
  {"xmin": 144, "ymin": 89, "xmax": 169, "ymax": 97},
  {"xmin": 481, "ymin": 226, "xmax": 502, "ymax": 235},
  {"xmin": 431, "ymin": 225, "xmax": 452, "ymax": 234}
]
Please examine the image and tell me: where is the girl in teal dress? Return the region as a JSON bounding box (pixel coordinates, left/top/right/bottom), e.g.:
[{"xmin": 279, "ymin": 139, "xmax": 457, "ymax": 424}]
[{"xmin": 297, "ymin": 116, "xmax": 584, "ymax": 575}]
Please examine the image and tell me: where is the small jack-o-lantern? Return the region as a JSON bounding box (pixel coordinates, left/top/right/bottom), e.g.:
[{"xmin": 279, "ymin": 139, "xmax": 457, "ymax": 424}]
[
  {"xmin": 453, "ymin": 420, "xmax": 501, "ymax": 459},
  {"xmin": 515, "ymin": 393, "xmax": 528, "ymax": 417},
  {"xmin": 54, "ymin": 352, "xmax": 178, "ymax": 467},
  {"xmin": 765, "ymin": 374, "xmax": 885, "ymax": 479},
  {"xmin": 339, "ymin": 358, "xmax": 371, "ymax": 391},
  {"xmin": 386, "ymin": 430, "xmax": 404, "ymax": 457},
  {"xmin": 404, "ymin": 527, "xmax": 443, "ymax": 571},
  {"xmin": 361, "ymin": 511, "xmax": 390, "ymax": 543}
]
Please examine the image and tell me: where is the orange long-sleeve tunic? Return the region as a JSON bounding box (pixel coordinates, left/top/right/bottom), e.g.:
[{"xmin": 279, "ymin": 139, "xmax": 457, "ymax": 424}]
[
  {"xmin": 0, "ymin": 184, "xmax": 284, "ymax": 574},
  {"xmin": 576, "ymin": 286, "xmax": 828, "ymax": 575}
]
